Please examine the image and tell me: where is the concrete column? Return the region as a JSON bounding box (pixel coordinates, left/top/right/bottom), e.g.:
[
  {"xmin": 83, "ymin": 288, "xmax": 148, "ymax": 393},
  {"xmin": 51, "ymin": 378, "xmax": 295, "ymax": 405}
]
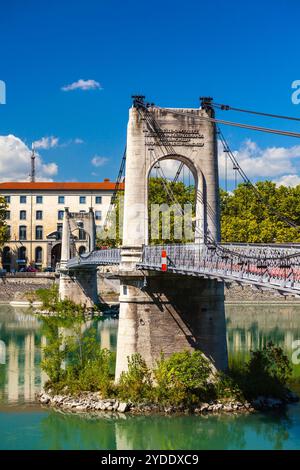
[
  {"xmin": 122, "ymin": 107, "xmax": 146, "ymax": 247},
  {"xmin": 115, "ymin": 273, "xmax": 228, "ymax": 381},
  {"xmin": 60, "ymin": 207, "xmax": 70, "ymax": 265},
  {"xmin": 88, "ymin": 207, "xmax": 96, "ymax": 252}
]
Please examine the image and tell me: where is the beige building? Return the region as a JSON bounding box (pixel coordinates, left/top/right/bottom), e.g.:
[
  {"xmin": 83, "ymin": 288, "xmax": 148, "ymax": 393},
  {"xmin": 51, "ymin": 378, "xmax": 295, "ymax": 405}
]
[{"xmin": 0, "ymin": 180, "xmax": 119, "ymax": 271}]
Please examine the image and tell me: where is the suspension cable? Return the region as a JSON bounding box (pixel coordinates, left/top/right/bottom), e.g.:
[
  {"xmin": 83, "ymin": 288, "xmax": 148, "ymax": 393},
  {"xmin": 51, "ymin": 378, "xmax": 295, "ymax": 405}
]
[
  {"xmin": 217, "ymin": 126, "xmax": 300, "ymax": 229},
  {"xmin": 211, "ymin": 102, "xmax": 300, "ymax": 123},
  {"xmin": 153, "ymin": 106, "xmax": 300, "ymax": 139},
  {"xmin": 133, "ymin": 98, "xmax": 300, "ymax": 261},
  {"xmin": 103, "ymin": 146, "xmax": 126, "ymax": 232}
]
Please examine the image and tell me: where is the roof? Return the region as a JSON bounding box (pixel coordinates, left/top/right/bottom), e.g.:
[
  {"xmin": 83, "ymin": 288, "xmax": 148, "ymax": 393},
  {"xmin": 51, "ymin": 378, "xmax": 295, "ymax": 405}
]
[{"xmin": 0, "ymin": 181, "xmax": 125, "ymax": 191}]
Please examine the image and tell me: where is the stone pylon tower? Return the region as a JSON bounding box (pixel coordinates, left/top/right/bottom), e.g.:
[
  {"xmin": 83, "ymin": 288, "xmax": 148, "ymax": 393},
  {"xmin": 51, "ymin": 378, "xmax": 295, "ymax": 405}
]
[
  {"xmin": 59, "ymin": 207, "xmax": 98, "ymax": 308},
  {"xmin": 115, "ymin": 97, "xmax": 228, "ymax": 380}
]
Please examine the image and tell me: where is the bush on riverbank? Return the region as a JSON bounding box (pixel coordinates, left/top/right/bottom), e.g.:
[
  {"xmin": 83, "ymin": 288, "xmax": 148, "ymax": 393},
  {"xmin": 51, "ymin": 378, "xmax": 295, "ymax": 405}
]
[
  {"xmin": 38, "ymin": 294, "xmax": 294, "ymax": 407},
  {"xmin": 153, "ymin": 351, "xmax": 215, "ymax": 406},
  {"xmin": 230, "ymin": 342, "xmax": 292, "ymax": 400}
]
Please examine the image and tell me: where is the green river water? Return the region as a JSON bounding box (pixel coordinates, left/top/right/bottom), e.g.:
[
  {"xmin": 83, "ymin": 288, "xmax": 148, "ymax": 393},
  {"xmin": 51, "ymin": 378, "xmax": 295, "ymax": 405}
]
[{"xmin": 0, "ymin": 303, "xmax": 300, "ymax": 450}]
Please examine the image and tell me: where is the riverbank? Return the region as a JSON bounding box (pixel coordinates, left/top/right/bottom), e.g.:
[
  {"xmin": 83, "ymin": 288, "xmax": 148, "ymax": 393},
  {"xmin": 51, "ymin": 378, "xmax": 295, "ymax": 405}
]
[{"xmin": 37, "ymin": 389, "xmax": 299, "ymax": 415}]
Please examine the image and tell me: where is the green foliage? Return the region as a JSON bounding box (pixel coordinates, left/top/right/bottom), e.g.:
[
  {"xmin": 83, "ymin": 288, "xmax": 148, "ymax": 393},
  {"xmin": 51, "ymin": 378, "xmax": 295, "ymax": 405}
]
[
  {"xmin": 214, "ymin": 372, "xmax": 244, "ymax": 401},
  {"xmin": 36, "ymin": 285, "xmax": 59, "ymax": 310},
  {"xmin": 42, "ymin": 314, "xmax": 115, "ymax": 396},
  {"xmin": 40, "ymin": 296, "xmax": 294, "ymax": 405},
  {"xmin": 117, "ymin": 354, "xmax": 153, "ymax": 402},
  {"xmin": 0, "ymin": 195, "xmax": 9, "ymax": 249},
  {"xmin": 97, "ymin": 177, "xmax": 195, "ymax": 247},
  {"xmin": 97, "ymin": 178, "xmax": 300, "ymax": 246},
  {"xmin": 221, "ymin": 182, "xmax": 300, "ymax": 243},
  {"xmin": 39, "ymin": 295, "xmax": 115, "ymax": 395},
  {"xmin": 153, "ymin": 351, "xmax": 214, "ymax": 406},
  {"xmin": 147, "ymin": 178, "xmax": 195, "ymax": 244},
  {"xmin": 97, "ymin": 191, "xmax": 124, "ymax": 248},
  {"xmin": 230, "ymin": 342, "xmax": 292, "ymax": 399}
]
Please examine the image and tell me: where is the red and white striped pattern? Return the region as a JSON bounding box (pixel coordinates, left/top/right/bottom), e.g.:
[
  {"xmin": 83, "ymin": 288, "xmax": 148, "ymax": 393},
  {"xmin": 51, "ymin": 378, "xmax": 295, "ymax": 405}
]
[{"xmin": 161, "ymin": 250, "xmax": 167, "ymax": 272}]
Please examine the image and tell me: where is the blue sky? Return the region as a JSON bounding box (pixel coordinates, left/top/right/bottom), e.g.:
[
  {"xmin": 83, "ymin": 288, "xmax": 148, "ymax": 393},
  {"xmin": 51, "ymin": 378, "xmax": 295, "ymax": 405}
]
[{"xmin": 0, "ymin": 0, "xmax": 300, "ymax": 187}]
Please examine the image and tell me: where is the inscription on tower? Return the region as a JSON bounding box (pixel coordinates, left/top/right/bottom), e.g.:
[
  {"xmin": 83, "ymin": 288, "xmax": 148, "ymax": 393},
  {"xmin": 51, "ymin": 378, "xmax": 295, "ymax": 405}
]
[{"xmin": 145, "ymin": 129, "xmax": 205, "ymax": 147}]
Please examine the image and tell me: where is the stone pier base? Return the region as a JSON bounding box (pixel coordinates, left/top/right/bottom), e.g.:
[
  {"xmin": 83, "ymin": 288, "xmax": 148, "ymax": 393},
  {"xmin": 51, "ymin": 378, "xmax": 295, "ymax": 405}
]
[
  {"xmin": 115, "ymin": 272, "xmax": 228, "ymax": 380},
  {"xmin": 59, "ymin": 268, "xmax": 98, "ymax": 308}
]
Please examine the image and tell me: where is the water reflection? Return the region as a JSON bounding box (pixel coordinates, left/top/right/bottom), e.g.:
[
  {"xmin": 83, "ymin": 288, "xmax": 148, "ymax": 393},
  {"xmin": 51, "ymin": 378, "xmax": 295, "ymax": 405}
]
[
  {"xmin": 0, "ymin": 305, "xmax": 118, "ymax": 404},
  {"xmin": 0, "ymin": 406, "xmax": 296, "ymax": 450},
  {"xmin": 226, "ymin": 304, "xmax": 300, "ymax": 378},
  {"xmin": 1, "ymin": 303, "xmax": 300, "ymax": 404},
  {"xmin": 0, "ymin": 303, "xmax": 300, "ymax": 449}
]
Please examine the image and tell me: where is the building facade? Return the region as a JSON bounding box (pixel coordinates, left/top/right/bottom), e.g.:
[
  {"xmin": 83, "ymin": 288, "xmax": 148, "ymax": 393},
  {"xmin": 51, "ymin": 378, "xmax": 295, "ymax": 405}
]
[{"xmin": 0, "ymin": 180, "xmax": 119, "ymax": 271}]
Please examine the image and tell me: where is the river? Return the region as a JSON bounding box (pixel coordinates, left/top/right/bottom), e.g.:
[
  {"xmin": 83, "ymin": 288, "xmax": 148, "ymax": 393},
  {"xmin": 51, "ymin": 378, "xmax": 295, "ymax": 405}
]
[{"xmin": 0, "ymin": 303, "xmax": 300, "ymax": 450}]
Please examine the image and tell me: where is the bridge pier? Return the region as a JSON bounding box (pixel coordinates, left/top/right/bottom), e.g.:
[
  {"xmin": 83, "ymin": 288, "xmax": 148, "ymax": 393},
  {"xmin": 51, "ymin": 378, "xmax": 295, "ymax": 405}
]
[
  {"xmin": 115, "ymin": 272, "xmax": 228, "ymax": 380},
  {"xmin": 58, "ymin": 207, "xmax": 98, "ymax": 308},
  {"xmin": 59, "ymin": 268, "xmax": 98, "ymax": 309}
]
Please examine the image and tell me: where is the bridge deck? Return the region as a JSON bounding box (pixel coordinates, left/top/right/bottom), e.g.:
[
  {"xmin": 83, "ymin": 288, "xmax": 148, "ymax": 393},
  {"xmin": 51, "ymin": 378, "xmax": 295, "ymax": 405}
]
[{"xmin": 66, "ymin": 243, "xmax": 300, "ymax": 296}]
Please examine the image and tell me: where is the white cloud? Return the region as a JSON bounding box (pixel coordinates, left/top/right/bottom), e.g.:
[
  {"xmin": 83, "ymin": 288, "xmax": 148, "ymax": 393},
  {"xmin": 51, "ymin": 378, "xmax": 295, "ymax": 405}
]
[
  {"xmin": 61, "ymin": 79, "xmax": 102, "ymax": 92},
  {"xmin": 150, "ymin": 159, "xmax": 181, "ymax": 179},
  {"xmin": 274, "ymin": 174, "xmax": 300, "ymax": 187},
  {"xmin": 91, "ymin": 155, "xmax": 109, "ymax": 167},
  {"xmin": 33, "ymin": 136, "xmax": 59, "ymax": 149},
  {"xmin": 74, "ymin": 138, "xmax": 84, "ymax": 144},
  {"xmin": 218, "ymin": 139, "xmax": 300, "ymax": 181},
  {"xmin": 0, "ymin": 135, "xmax": 58, "ymax": 182}
]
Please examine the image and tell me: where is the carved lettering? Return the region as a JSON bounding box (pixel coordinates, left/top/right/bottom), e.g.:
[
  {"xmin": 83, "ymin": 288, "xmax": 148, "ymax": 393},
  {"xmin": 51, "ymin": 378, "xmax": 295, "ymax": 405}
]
[{"xmin": 144, "ymin": 129, "xmax": 205, "ymax": 147}]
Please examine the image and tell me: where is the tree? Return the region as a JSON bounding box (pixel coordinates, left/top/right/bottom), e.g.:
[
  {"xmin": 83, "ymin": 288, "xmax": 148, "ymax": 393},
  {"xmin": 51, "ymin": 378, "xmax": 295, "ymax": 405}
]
[
  {"xmin": 220, "ymin": 181, "xmax": 300, "ymax": 243},
  {"xmin": 96, "ymin": 178, "xmax": 195, "ymax": 247},
  {"xmin": 97, "ymin": 179, "xmax": 300, "ymax": 247}
]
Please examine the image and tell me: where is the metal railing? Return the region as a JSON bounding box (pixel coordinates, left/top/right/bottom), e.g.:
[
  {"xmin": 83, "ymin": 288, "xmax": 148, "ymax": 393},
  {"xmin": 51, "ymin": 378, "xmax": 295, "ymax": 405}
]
[
  {"xmin": 67, "ymin": 248, "xmax": 121, "ymax": 269},
  {"xmin": 65, "ymin": 242, "xmax": 300, "ymax": 294},
  {"xmin": 137, "ymin": 243, "xmax": 300, "ymax": 295}
]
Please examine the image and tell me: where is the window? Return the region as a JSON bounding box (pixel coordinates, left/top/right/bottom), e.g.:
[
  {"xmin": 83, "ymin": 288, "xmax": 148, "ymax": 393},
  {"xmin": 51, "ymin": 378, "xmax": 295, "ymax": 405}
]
[
  {"xmin": 79, "ymin": 246, "xmax": 86, "ymax": 255},
  {"xmin": 79, "ymin": 196, "xmax": 86, "ymax": 204},
  {"xmin": 95, "ymin": 210, "xmax": 102, "ymax": 221},
  {"xmin": 6, "ymin": 225, "xmax": 11, "ymax": 237},
  {"xmin": 57, "ymin": 223, "xmax": 63, "ymax": 240},
  {"xmin": 18, "ymin": 246, "xmax": 26, "ymax": 261},
  {"xmin": 58, "ymin": 210, "xmax": 64, "ymax": 220},
  {"xmin": 95, "ymin": 196, "xmax": 102, "ymax": 204},
  {"xmin": 20, "ymin": 195, "xmax": 26, "ymax": 204},
  {"xmin": 5, "ymin": 210, "xmax": 10, "ymax": 220},
  {"xmin": 35, "ymin": 247, "xmax": 43, "ymax": 264},
  {"xmin": 4, "ymin": 196, "xmax": 10, "ymax": 203},
  {"xmin": 2, "ymin": 246, "xmax": 11, "ymax": 267},
  {"xmin": 36, "ymin": 196, "xmax": 43, "ymax": 204},
  {"xmin": 19, "ymin": 225, "xmax": 27, "ymax": 240},
  {"xmin": 36, "ymin": 210, "xmax": 43, "ymax": 220},
  {"xmin": 20, "ymin": 210, "xmax": 26, "ymax": 220},
  {"xmin": 58, "ymin": 196, "xmax": 65, "ymax": 204},
  {"xmin": 35, "ymin": 225, "xmax": 43, "ymax": 240},
  {"xmin": 78, "ymin": 228, "xmax": 86, "ymax": 240}
]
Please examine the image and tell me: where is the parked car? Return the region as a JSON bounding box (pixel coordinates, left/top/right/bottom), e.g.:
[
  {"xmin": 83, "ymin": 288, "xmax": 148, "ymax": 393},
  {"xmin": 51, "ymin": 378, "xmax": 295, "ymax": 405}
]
[{"xmin": 27, "ymin": 266, "xmax": 38, "ymax": 272}]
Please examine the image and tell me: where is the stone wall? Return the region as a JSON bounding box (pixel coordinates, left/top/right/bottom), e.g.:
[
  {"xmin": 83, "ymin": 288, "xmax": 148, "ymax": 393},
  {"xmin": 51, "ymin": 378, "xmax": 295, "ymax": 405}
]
[
  {"xmin": 0, "ymin": 274, "xmax": 55, "ymax": 301},
  {"xmin": 59, "ymin": 268, "xmax": 98, "ymax": 308},
  {"xmin": 225, "ymin": 283, "xmax": 300, "ymax": 302}
]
